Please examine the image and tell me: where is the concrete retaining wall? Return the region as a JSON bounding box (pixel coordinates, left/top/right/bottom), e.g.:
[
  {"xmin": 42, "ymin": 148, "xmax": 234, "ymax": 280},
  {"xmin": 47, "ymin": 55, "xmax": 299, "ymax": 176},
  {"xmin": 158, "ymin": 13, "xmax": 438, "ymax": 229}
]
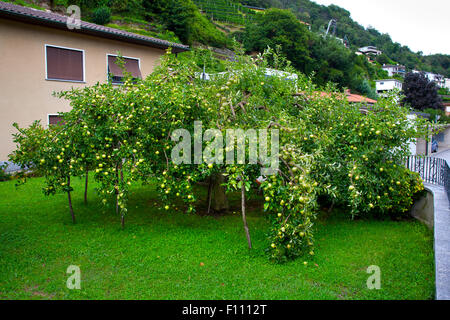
[{"xmin": 410, "ymin": 189, "xmax": 434, "ymax": 229}]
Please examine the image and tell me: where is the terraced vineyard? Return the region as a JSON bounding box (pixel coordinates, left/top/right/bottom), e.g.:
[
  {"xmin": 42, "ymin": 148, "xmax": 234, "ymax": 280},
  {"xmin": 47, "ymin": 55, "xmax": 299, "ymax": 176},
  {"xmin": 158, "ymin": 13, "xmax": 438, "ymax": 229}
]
[{"xmin": 193, "ymin": 0, "xmax": 259, "ymax": 25}]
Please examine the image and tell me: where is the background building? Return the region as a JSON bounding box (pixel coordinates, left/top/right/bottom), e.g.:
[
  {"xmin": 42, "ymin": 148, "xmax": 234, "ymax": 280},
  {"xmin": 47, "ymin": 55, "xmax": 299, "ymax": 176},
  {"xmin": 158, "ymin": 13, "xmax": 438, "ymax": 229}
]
[
  {"xmin": 382, "ymin": 64, "xmax": 406, "ymax": 77},
  {"xmin": 375, "ymin": 79, "xmax": 403, "ymax": 94},
  {"xmin": 358, "ymin": 46, "xmax": 382, "ymax": 56}
]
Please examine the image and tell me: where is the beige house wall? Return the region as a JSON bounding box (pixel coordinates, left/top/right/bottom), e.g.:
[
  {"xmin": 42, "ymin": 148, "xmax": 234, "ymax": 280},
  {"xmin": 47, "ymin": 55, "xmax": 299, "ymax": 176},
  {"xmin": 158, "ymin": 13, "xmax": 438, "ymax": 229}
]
[
  {"xmin": 416, "ymin": 138, "xmax": 428, "ymax": 156},
  {"xmin": 416, "ymin": 136, "xmax": 433, "ymax": 156},
  {"xmin": 0, "ymin": 18, "xmax": 166, "ymax": 160}
]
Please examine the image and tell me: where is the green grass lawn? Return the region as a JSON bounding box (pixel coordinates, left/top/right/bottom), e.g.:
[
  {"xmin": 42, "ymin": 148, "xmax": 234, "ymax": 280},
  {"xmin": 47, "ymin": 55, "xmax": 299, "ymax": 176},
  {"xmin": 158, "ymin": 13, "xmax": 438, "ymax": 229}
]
[{"xmin": 0, "ymin": 176, "xmax": 434, "ymax": 300}]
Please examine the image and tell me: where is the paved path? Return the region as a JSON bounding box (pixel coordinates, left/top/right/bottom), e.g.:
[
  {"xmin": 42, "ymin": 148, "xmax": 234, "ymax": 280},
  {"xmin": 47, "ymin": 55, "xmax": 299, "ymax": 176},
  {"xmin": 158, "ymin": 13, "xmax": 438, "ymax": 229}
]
[
  {"xmin": 423, "ymin": 151, "xmax": 450, "ymax": 300},
  {"xmin": 430, "ymin": 149, "xmax": 450, "ymax": 163},
  {"xmin": 425, "ymin": 183, "xmax": 450, "ymax": 300}
]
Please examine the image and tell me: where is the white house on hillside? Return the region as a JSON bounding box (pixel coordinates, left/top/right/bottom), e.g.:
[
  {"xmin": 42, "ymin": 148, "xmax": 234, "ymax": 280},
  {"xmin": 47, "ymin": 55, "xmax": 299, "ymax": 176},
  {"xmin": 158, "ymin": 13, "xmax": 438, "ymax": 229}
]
[
  {"xmin": 412, "ymin": 70, "xmax": 446, "ymax": 88},
  {"xmin": 426, "ymin": 72, "xmax": 445, "ymax": 88},
  {"xmin": 445, "ymin": 78, "xmax": 450, "ymax": 90},
  {"xmin": 358, "ymin": 46, "xmax": 382, "ymax": 55},
  {"xmin": 382, "ymin": 64, "xmax": 406, "ymax": 77},
  {"xmin": 375, "ymin": 79, "xmax": 403, "ymax": 94}
]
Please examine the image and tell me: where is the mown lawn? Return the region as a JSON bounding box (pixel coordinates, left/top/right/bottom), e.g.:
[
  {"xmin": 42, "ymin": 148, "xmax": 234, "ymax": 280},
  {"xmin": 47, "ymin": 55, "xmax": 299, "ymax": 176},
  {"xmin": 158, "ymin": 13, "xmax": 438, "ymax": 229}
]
[{"xmin": 0, "ymin": 176, "xmax": 435, "ymax": 300}]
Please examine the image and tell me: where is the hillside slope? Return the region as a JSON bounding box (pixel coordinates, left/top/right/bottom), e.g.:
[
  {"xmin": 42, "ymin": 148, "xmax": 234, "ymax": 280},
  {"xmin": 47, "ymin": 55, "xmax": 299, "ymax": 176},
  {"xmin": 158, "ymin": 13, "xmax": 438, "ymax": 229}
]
[
  {"xmin": 6, "ymin": 0, "xmax": 446, "ymax": 98},
  {"xmin": 3, "ymin": 0, "xmax": 232, "ymax": 48},
  {"xmin": 241, "ymin": 0, "xmax": 450, "ymax": 77}
]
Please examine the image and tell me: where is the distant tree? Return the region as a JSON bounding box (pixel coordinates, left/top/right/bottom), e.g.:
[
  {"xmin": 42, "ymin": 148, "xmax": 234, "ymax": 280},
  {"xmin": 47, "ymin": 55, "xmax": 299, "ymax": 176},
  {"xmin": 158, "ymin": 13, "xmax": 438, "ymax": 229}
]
[
  {"xmin": 376, "ymin": 54, "xmax": 391, "ymax": 66},
  {"xmin": 402, "ymin": 72, "xmax": 443, "ymax": 111},
  {"xmin": 422, "ymin": 54, "xmax": 450, "ymax": 78},
  {"xmin": 242, "ymin": 8, "xmax": 312, "ymax": 71},
  {"xmin": 143, "ymin": 0, "xmax": 195, "ymax": 44},
  {"xmin": 142, "ymin": 0, "xmax": 229, "ymax": 47}
]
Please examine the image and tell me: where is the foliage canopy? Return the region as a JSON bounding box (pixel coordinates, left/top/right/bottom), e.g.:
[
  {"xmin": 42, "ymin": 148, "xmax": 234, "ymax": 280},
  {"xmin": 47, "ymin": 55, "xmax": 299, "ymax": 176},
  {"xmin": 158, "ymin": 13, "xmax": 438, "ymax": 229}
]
[{"xmin": 10, "ymin": 49, "xmax": 426, "ymax": 262}]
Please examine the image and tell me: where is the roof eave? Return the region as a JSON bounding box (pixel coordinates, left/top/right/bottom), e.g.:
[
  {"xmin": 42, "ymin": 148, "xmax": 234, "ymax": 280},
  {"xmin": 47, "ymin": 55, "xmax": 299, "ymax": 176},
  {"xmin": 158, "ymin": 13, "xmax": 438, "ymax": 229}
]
[{"xmin": 0, "ymin": 9, "xmax": 189, "ymax": 53}]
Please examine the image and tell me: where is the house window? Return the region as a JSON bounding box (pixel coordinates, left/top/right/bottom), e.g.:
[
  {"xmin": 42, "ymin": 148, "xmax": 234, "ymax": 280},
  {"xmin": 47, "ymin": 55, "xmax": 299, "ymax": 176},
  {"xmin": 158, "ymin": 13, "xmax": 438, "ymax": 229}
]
[
  {"xmin": 107, "ymin": 55, "xmax": 142, "ymax": 84},
  {"xmin": 46, "ymin": 45, "xmax": 84, "ymax": 82},
  {"xmin": 48, "ymin": 114, "xmax": 65, "ymax": 126}
]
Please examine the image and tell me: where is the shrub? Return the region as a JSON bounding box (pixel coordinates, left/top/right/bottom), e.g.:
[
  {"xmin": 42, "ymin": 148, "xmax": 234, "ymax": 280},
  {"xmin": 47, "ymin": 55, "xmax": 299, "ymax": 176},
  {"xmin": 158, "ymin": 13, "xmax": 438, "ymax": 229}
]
[
  {"xmin": 438, "ymin": 87, "xmax": 450, "ymax": 96},
  {"xmin": 0, "ymin": 163, "xmax": 11, "ymax": 182},
  {"xmin": 423, "ymin": 108, "xmax": 450, "ymax": 124},
  {"xmin": 355, "ymin": 79, "xmax": 378, "ymax": 100},
  {"xmin": 92, "ymin": 6, "xmax": 111, "ymax": 25}
]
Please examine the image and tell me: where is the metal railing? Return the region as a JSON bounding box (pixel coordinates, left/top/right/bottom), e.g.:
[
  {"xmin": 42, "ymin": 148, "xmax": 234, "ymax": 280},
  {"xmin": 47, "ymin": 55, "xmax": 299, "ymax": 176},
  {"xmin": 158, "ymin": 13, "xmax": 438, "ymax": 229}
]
[
  {"xmin": 404, "ymin": 155, "xmax": 450, "ymax": 208},
  {"xmin": 444, "ymin": 161, "xmax": 450, "ymax": 201},
  {"xmin": 405, "ymin": 156, "xmax": 446, "ymax": 186}
]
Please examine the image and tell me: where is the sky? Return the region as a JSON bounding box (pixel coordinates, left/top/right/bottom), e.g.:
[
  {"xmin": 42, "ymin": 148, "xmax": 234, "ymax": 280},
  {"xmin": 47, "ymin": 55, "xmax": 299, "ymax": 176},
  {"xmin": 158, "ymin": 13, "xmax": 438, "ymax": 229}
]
[{"xmin": 312, "ymin": 0, "xmax": 449, "ymax": 55}]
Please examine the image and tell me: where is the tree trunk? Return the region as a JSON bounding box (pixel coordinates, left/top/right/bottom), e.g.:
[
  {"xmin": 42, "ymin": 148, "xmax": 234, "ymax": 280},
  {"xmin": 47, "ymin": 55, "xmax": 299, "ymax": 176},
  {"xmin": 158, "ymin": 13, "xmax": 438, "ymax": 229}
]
[
  {"xmin": 115, "ymin": 162, "xmax": 125, "ymax": 228},
  {"xmin": 67, "ymin": 176, "xmax": 76, "ymax": 224},
  {"xmin": 115, "ymin": 163, "xmax": 120, "ymax": 215},
  {"xmin": 328, "ymin": 200, "xmax": 335, "ymax": 213},
  {"xmin": 120, "ymin": 165, "xmax": 124, "ymax": 184},
  {"xmin": 207, "ymin": 175, "xmax": 213, "ymax": 214},
  {"xmin": 84, "ymin": 168, "xmax": 88, "ymax": 205},
  {"xmin": 115, "ymin": 189, "xmax": 125, "ymax": 228},
  {"xmin": 116, "ymin": 192, "xmax": 119, "ymax": 216},
  {"xmin": 211, "ymin": 172, "xmax": 229, "ymax": 213},
  {"xmin": 241, "ymin": 182, "xmax": 252, "ymax": 249}
]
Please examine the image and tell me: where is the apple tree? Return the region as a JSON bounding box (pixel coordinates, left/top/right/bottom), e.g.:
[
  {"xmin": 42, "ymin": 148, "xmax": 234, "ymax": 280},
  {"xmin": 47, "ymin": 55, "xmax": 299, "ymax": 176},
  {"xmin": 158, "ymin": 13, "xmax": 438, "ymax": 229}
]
[{"xmin": 10, "ymin": 48, "xmax": 428, "ymax": 263}]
